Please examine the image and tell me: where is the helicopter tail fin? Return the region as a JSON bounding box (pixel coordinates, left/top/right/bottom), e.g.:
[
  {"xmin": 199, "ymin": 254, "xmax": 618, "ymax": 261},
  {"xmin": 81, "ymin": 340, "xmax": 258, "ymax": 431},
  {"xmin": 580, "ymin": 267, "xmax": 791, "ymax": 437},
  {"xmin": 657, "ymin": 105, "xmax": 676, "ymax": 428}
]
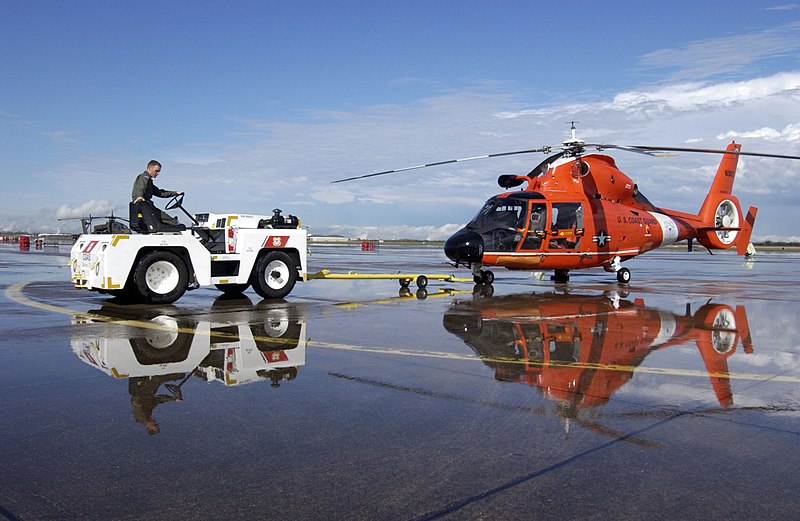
[
  {"xmin": 706, "ymin": 141, "xmax": 741, "ymax": 196},
  {"xmin": 696, "ymin": 142, "xmax": 748, "ymax": 251},
  {"xmin": 735, "ymin": 206, "xmax": 757, "ymax": 255}
]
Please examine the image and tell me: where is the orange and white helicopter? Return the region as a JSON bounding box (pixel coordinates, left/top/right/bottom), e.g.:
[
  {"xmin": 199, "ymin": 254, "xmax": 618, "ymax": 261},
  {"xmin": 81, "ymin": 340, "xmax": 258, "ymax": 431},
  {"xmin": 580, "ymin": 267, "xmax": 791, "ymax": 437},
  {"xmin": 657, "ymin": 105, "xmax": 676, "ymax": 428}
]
[{"xmin": 335, "ymin": 124, "xmax": 800, "ymax": 284}]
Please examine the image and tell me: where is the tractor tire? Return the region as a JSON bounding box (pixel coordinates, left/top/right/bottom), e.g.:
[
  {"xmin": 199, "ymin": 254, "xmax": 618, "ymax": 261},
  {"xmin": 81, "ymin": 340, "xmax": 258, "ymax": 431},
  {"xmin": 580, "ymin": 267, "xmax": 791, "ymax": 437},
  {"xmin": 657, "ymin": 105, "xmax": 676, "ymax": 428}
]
[
  {"xmin": 251, "ymin": 251, "xmax": 297, "ymax": 299},
  {"xmin": 132, "ymin": 250, "xmax": 189, "ymax": 304}
]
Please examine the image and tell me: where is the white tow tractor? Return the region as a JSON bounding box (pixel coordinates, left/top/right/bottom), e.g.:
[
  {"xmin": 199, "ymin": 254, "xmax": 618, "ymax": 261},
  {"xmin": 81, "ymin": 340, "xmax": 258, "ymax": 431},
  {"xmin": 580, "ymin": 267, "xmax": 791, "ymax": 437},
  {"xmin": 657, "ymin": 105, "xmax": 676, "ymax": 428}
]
[{"xmin": 70, "ymin": 195, "xmax": 307, "ymax": 304}]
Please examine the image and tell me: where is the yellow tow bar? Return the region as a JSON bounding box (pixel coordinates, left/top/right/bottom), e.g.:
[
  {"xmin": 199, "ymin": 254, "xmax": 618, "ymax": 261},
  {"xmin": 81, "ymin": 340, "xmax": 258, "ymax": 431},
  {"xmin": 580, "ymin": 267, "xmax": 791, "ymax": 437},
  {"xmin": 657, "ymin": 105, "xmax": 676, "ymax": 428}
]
[{"xmin": 307, "ymin": 269, "xmax": 473, "ymax": 288}]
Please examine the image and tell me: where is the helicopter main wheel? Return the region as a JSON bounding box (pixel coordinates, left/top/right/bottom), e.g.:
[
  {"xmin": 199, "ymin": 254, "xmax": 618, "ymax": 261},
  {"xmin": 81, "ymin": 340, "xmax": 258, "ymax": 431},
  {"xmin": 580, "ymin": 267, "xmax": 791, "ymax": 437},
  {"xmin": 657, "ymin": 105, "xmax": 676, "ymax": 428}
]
[
  {"xmin": 416, "ymin": 275, "xmax": 428, "ymax": 288},
  {"xmin": 616, "ymin": 267, "xmax": 631, "ymax": 284}
]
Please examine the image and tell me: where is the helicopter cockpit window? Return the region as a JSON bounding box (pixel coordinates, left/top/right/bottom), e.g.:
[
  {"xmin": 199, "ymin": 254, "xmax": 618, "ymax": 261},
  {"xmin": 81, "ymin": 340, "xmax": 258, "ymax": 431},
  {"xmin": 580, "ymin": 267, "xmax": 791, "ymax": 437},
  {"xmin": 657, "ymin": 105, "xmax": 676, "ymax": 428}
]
[
  {"xmin": 466, "ymin": 198, "xmax": 527, "ymax": 252},
  {"xmin": 548, "ymin": 203, "xmax": 583, "ymax": 250}
]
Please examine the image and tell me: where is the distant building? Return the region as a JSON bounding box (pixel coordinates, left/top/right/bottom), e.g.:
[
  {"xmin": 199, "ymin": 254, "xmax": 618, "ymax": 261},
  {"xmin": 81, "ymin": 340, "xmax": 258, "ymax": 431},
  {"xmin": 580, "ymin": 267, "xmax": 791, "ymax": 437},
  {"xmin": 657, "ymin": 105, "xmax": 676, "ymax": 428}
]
[{"xmin": 308, "ymin": 235, "xmax": 350, "ymax": 244}]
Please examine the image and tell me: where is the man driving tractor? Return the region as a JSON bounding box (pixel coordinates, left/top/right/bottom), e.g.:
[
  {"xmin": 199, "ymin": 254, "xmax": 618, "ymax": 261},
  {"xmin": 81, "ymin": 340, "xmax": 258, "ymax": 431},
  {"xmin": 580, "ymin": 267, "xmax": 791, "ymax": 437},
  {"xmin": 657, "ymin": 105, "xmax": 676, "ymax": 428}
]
[{"xmin": 131, "ymin": 159, "xmax": 184, "ymax": 227}]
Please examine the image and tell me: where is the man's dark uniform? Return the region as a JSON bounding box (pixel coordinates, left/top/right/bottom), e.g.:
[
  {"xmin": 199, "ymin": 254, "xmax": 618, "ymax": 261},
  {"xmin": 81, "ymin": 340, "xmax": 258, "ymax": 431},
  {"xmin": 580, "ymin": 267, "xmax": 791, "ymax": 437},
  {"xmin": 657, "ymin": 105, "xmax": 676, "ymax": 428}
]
[{"xmin": 131, "ymin": 171, "xmax": 180, "ymax": 225}]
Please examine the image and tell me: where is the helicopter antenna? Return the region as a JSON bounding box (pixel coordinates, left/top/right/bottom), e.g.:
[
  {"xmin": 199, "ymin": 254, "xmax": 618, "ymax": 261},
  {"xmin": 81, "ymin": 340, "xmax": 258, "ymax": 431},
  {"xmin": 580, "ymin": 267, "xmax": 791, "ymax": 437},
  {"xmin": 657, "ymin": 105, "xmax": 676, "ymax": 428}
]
[{"xmin": 568, "ymin": 121, "xmax": 579, "ymax": 142}]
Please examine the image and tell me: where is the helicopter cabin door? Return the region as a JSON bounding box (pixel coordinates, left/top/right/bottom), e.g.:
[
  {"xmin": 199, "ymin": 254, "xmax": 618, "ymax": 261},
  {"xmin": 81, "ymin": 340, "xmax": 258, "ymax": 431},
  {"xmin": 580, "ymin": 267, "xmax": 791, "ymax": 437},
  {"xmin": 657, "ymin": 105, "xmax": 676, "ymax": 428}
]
[
  {"xmin": 520, "ymin": 202, "xmax": 585, "ymax": 251},
  {"xmin": 546, "ymin": 202, "xmax": 584, "ymax": 250}
]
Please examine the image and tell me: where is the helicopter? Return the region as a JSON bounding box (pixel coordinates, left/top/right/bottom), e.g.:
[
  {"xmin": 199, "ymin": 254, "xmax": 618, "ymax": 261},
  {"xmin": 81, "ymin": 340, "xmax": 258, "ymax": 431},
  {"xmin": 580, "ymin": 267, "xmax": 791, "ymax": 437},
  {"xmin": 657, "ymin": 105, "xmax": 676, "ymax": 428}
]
[
  {"xmin": 58, "ymin": 212, "xmax": 131, "ymax": 235},
  {"xmin": 334, "ymin": 124, "xmax": 800, "ymax": 284}
]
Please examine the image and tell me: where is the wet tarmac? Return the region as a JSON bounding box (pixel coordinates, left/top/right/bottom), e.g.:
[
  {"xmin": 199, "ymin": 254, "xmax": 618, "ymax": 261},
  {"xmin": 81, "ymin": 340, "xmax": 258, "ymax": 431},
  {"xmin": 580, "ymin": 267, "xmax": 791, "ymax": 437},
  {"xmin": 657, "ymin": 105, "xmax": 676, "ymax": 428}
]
[{"xmin": 1, "ymin": 243, "xmax": 799, "ymax": 520}]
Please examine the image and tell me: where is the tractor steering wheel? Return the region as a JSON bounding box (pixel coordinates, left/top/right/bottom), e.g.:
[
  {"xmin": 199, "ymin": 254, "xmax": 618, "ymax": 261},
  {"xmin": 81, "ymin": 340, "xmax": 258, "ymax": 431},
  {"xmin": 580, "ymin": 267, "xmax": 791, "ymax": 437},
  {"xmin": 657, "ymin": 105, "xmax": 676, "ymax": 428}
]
[{"xmin": 165, "ymin": 194, "xmax": 184, "ymax": 210}]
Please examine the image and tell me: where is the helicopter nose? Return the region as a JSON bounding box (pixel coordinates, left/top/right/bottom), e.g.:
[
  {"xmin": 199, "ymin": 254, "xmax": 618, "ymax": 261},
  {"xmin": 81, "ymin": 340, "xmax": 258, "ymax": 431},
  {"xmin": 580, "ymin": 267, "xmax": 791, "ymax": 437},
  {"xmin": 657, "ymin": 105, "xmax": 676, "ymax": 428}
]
[{"xmin": 444, "ymin": 229, "xmax": 483, "ymax": 264}]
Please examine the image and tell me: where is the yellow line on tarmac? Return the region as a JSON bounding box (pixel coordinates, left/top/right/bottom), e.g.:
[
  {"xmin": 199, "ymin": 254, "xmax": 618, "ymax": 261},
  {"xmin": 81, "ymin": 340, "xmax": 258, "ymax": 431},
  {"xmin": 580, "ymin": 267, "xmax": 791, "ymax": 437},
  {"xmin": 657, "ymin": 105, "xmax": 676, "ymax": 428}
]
[
  {"xmin": 6, "ymin": 281, "xmax": 234, "ymax": 336},
  {"xmin": 308, "ymin": 340, "xmax": 800, "ymax": 383},
  {"xmin": 7, "ymin": 280, "xmax": 800, "ymax": 384},
  {"xmin": 6, "ymin": 281, "xmax": 95, "ymax": 320}
]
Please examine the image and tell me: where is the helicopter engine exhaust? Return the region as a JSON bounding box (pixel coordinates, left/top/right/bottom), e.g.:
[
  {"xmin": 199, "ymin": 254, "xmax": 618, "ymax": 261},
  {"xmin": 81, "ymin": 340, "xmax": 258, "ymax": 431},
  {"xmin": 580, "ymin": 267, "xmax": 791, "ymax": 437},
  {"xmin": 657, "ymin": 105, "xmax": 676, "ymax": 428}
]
[{"xmin": 498, "ymin": 175, "xmax": 524, "ymax": 188}]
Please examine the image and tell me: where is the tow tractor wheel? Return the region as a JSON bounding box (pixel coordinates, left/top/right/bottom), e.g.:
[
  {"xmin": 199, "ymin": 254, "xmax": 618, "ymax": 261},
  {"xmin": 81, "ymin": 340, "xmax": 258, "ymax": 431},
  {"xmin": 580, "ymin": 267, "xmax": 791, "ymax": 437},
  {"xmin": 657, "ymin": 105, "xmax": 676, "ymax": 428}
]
[
  {"xmin": 215, "ymin": 283, "xmax": 250, "ymax": 295},
  {"xmin": 132, "ymin": 251, "xmax": 189, "ymax": 304},
  {"xmin": 252, "ymin": 251, "xmax": 297, "ymax": 299},
  {"xmin": 616, "ymin": 267, "xmax": 631, "ymax": 284}
]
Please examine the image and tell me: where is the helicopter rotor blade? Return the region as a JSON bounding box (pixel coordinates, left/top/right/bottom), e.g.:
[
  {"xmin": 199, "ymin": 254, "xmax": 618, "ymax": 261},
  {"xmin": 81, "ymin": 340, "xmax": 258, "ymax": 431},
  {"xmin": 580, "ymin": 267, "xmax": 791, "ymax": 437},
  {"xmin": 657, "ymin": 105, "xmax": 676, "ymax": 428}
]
[
  {"xmin": 588, "ymin": 144, "xmax": 675, "ymax": 157},
  {"xmin": 331, "ymin": 146, "xmax": 554, "ymax": 183},
  {"xmin": 332, "ymin": 135, "xmax": 800, "ymax": 185},
  {"xmin": 526, "ymin": 150, "xmax": 567, "ymax": 177},
  {"xmin": 599, "ymin": 144, "xmax": 800, "ymax": 160}
]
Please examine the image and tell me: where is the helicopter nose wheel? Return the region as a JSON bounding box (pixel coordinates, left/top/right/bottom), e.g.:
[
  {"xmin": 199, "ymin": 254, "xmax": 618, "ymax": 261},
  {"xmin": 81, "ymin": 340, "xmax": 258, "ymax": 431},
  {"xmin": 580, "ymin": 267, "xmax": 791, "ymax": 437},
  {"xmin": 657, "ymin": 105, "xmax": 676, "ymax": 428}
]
[
  {"xmin": 473, "ymin": 269, "xmax": 494, "ymax": 285},
  {"xmin": 616, "ymin": 267, "xmax": 631, "ymax": 284}
]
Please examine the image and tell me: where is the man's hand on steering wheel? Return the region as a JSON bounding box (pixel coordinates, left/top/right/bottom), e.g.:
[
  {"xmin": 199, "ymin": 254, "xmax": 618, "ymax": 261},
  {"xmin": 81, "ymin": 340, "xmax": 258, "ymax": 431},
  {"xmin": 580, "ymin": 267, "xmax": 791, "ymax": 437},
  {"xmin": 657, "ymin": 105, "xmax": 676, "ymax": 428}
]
[{"xmin": 165, "ymin": 193, "xmax": 185, "ymax": 210}]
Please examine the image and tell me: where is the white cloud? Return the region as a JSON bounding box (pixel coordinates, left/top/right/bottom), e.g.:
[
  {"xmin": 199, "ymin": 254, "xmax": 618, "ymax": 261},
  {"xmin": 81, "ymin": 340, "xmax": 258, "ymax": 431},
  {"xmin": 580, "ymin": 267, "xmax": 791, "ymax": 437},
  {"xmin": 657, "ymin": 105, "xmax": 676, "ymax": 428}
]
[
  {"xmin": 320, "ymin": 223, "xmax": 464, "ymax": 241},
  {"xmin": 638, "ymin": 21, "xmax": 800, "ymax": 80},
  {"xmin": 765, "ymin": 4, "xmax": 800, "ymax": 11},
  {"xmin": 310, "ymin": 186, "xmax": 356, "ymax": 205},
  {"xmin": 55, "ymin": 200, "xmax": 117, "ymax": 219},
  {"xmin": 612, "ymin": 73, "xmax": 800, "ymax": 111},
  {"xmin": 499, "ymin": 72, "xmax": 800, "ymax": 118},
  {"xmin": 717, "ymin": 122, "xmax": 800, "ymax": 141},
  {"xmin": 6, "ymin": 72, "xmax": 800, "ymax": 241},
  {"xmin": 42, "ymin": 130, "xmax": 79, "ymax": 144}
]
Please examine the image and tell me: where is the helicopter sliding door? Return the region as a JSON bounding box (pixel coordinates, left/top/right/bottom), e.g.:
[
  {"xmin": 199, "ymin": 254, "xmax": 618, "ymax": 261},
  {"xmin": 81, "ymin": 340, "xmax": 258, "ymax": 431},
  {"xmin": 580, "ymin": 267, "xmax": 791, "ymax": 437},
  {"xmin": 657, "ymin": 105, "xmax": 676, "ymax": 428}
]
[
  {"xmin": 518, "ymin": 202, "xmax": 585, "ymax": 251},
  {"xmin": 546, "ymin": 202, "xmax": 584, "ymax": 250}
]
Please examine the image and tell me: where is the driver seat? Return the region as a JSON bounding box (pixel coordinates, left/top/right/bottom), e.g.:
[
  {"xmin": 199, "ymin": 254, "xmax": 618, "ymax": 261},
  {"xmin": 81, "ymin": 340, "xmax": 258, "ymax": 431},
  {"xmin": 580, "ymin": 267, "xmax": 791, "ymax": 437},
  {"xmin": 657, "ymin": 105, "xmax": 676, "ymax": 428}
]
[{"xmin": 129, "ymin": 202, "xmax": 186, "ymax": 233}]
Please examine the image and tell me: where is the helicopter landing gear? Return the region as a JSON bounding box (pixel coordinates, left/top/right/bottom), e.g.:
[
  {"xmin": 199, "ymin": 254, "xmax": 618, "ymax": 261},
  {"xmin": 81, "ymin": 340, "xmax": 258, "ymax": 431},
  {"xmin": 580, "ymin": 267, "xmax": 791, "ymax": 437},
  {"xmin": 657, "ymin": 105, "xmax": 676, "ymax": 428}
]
[
  {"xmin": 472, "ymin": 265, "xmax": 494, "ymax": 285},
  {"xmin": 552, "ymin": 269, "xmax": 569, "ymax": 283},
  {"xmin": 606, "ymin": 256, "xmax": 630, "ymax": 284},
  {"xmin": 473, "ymin": 270, "xmax": 494, "ymax": 285}
]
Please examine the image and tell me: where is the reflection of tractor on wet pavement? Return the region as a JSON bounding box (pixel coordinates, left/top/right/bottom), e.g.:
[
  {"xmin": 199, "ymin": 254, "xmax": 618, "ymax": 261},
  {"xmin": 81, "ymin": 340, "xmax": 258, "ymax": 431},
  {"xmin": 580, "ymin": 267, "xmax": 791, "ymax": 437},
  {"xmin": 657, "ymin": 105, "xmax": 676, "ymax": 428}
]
[{"xmin": 71, "ymin": 300, "xmax": 307, "ymax": 432}]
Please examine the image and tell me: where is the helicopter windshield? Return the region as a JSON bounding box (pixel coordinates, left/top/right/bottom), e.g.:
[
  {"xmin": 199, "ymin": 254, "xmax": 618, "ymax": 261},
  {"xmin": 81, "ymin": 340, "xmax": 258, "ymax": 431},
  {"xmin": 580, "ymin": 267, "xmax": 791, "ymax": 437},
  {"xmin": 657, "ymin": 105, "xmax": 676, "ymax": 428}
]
[{"xmin": 466, "ymin": 197, "xmax": 529, "ymax": 252}]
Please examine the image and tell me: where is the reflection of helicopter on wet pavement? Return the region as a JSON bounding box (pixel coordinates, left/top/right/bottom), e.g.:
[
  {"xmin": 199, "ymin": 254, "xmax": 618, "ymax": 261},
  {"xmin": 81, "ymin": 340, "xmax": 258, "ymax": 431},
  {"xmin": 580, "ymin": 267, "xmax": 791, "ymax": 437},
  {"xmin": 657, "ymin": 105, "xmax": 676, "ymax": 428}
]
[
  {"xmin": 71, "ymin": 297, "xmax": 307, "ymax": 433},
  {"xmin": 443, "ymin": 292, "xmax": 753, "ymax": 416}
]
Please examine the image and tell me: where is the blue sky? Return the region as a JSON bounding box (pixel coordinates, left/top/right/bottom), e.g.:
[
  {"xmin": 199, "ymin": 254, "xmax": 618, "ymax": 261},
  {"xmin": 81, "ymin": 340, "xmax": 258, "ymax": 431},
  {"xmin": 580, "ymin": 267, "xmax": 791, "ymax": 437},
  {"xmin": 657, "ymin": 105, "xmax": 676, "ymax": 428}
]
[{"xmin": 2, "ymin": 1, "xmax": 800, "ymax": 240}]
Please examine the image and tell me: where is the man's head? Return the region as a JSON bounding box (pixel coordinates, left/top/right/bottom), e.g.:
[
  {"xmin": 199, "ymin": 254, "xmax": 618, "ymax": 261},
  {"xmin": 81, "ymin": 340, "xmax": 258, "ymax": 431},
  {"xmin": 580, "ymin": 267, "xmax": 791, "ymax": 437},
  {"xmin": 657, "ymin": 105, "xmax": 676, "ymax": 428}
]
[
  {"xmin": 146, "ymin": 160, "xmax": 162, "ymax": 178},
  {"xmin": 145, "ymin": 419, "xmax": 160, "ymax": 435}
]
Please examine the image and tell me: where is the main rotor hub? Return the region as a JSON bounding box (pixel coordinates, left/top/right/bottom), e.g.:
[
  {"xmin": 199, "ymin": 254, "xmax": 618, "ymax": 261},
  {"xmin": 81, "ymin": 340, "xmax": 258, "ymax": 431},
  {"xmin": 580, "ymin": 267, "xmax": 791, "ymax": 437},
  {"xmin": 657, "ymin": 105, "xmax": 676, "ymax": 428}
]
[
  {"xmin": 561, "ymin": 138, "xmax": 586, "ymax": 157},
  {"xmin": 562, "ymin": 121, "xmax": 585, "ymax": 157}
]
